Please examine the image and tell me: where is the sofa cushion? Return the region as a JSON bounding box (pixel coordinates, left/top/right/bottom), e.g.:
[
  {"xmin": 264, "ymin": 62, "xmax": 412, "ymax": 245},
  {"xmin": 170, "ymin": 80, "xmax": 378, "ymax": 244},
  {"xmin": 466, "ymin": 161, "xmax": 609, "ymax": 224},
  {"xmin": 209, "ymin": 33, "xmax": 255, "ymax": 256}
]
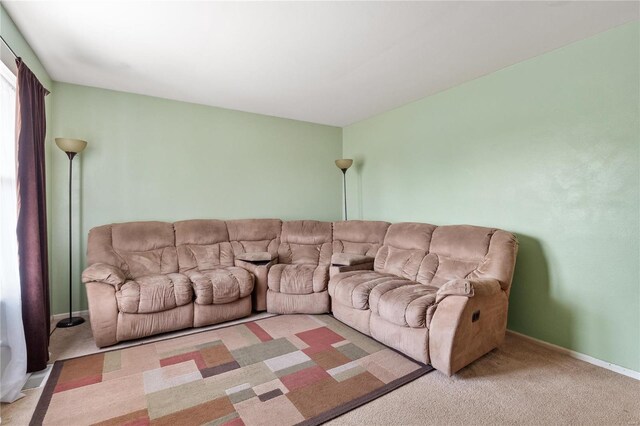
[
  {"xmin": 466, "ymin": 230, "xmax": 519, "ymax": 291},
  {"xmin": 332, "ymin": 220, "xmax": 390, "ymax": 257},
  {"xmin": 268, "ymin": 263, "xmax": 329, "ymax": 294},
  {"xmin": 369, "ymin": 281, "xmax": 439, "ymax": 329},
  {"xmin": 236, "ymin": 251, "xmax": 275, "ymax": 262},
  {"xmin": 328, "ymin": 270, "xmax": 408, "ymax": 310},
  {"xmin": 88, "ymin": 221, "xmax": 178, "ymax": 280},
  {"xmin": 331, "ymin": 253, "xmax": 374, "ymax": 266},
  {"xmin": 227, "ymin": 219, "xmax": 281, "ymax": 256},
  {"xmin": 188, "ymin": 267, "xmax": 254, "ymax": 305},
  {"xmin": 116, "ymin": 273, "xmax": 192, "ymax": 314},
  {"xmin": 278, "ymin": 220, "xmax": 332, "ymax": 265},
  {"xmin": 175, "ymin": 220, "xmax": 234, "ymax": 273},
  {"xmin": 426, "ymin": 225, "xmax": 495, "ymax": 287},
  {"xmin": 373, "ymin": 222, "xmax": 435, "ymax": 281},
  {"xmin": 381, "ymin": 222, "xmax": 436, "ymax": 250}
]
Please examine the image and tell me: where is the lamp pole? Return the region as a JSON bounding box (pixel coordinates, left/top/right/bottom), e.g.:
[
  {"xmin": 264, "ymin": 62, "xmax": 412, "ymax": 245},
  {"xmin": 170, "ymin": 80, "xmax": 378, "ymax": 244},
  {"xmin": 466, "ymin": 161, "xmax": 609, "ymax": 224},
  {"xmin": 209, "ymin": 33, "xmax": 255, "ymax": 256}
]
[
  {"xmin": 55, "ymin": 138, "xmax": 87, "ymax": 328},
  {"xmin": 341, "ymin": 168, "xmax": 347, "ymax": 220}
]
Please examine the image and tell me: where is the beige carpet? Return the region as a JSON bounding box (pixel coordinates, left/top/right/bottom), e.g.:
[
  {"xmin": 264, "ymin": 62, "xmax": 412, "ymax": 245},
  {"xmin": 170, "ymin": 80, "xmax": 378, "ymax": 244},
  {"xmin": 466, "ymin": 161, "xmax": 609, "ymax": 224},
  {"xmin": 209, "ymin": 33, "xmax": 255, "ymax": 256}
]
[{"xmin": 1, "ymin": 314, "xmax": 638, "ymax": 425}]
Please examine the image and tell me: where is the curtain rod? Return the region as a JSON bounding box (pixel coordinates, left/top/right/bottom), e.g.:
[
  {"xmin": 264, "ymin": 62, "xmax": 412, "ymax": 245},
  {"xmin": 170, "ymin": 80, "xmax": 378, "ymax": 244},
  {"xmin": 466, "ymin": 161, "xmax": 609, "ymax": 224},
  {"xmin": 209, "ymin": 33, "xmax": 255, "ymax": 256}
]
[
  {"xmin": 0, "ymin": 35, "xmax": 51, "ymax": 94},
  {"xmin": 1, "ymin": 35, "xmax": 18, "ymax": 58}
]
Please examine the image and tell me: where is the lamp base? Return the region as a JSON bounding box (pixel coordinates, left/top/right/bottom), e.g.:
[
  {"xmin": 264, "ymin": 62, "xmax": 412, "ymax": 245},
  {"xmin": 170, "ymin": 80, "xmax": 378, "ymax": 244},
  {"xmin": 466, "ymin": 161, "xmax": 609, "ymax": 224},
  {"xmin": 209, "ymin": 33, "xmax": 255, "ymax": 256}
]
[{"xmin": 56, "ymin": 317, "xmax": 85, "ymax": 328}]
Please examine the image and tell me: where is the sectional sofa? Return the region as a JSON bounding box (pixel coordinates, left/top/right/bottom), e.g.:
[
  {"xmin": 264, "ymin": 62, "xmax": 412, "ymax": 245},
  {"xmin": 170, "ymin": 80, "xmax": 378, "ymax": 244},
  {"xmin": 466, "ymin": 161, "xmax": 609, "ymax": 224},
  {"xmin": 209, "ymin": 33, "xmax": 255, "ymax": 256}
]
[{"xmin": 82, "ymin": 219, "xmax": 518, "ymax": 375}]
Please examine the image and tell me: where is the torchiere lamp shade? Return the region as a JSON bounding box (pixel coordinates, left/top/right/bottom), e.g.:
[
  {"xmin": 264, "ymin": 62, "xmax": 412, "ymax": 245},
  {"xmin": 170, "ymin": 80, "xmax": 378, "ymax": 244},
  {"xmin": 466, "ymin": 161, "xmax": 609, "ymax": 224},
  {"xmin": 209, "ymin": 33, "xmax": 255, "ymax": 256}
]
[
  {"xmin": 55, "ymin": 138, "xmax": 87, "ymax": 153},
  {"xmin": 335, "ymin": 159, "xmax": 353, "ymax": 220},
  {"xmin": 335, "ymin": 159, "xmax": 353, "ymax": 171}
]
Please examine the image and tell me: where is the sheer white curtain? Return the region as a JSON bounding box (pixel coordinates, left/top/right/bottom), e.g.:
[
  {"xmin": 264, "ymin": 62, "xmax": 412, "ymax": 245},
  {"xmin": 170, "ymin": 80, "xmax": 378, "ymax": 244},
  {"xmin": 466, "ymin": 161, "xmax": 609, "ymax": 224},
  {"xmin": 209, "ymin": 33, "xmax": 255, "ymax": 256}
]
[{"xmin": 0, "ymin": 59, "xmax": 28, "ymax": 403}]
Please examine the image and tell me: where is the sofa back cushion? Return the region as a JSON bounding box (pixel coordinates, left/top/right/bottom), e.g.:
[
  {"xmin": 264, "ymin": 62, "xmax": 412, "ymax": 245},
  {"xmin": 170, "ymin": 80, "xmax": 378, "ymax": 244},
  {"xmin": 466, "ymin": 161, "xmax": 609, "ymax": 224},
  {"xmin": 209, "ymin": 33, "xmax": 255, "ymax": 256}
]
[
  {"xmin": 417, "ymin": 225, "xmax": 498, "ymax": 287},
  {"xmin": 332, "ymin": 220, "xmax": 390, "ymax": 257},
  {"xmin": 374, "ymin": 222, "xmax": 435, "ymax": 280},
  {"xmin": 463, "ymin": 229, "xmax": 518, "ymax": 291},
  {"xmin": 227, "ymin": 219, "xmax": 281, "ymax": 258},
  {"xmin": 87, "ymin": 221, "xmax": 177, "ymax": 280},
  {"xmin": 278, "ymin": 220, "xmax": 332, "ymax": 265},
  {"xmin": 174, "ymin": 220, "xmax": 233, "ymax": 273}
]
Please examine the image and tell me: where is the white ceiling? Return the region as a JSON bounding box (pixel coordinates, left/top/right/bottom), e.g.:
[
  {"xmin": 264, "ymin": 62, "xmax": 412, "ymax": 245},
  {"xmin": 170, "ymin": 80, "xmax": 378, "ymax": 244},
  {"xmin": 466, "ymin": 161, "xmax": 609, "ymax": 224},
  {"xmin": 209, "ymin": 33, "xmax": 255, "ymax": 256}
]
[{"xmin": 3, "ymin": 1, "xmax": 638, "ymax": 127}]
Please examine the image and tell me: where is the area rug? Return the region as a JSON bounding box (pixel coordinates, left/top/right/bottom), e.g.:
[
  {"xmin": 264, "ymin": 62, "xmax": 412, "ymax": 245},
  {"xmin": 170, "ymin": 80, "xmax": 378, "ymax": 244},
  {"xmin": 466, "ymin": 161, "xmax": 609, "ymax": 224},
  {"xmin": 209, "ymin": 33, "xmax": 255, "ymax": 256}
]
[{"xmin": 31, "ymin": 314, "xmax": 433, "ymax": 426}]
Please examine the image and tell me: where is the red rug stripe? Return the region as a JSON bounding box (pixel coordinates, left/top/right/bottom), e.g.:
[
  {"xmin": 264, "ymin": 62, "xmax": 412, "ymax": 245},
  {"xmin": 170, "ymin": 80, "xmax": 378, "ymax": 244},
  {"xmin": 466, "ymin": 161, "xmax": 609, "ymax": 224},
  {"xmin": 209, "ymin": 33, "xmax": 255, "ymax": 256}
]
[
  {"xmin": 122, "ymin": 417, "xmax": 150, "ymax": 426},
  {"xmin": 160, "ymin": 351, "xmax": 207, "ymax": 370},
  {"xmin": 280, "ymin": 365, "xmax": 331, "ymax": 392},
  {"xmin": 296, "ymin": 327, "xmax": 344, "ymax": 348},
  {"xmin": 53, "ymin": 374, "xmax": 102, "ymax": 393},
  {"xmin": 245, "ymin": 322, "xmax": 273, "ymax": 342},
  {"xmin": 302, "ymin": 345, "xmax": 330, "ymax": 356}
]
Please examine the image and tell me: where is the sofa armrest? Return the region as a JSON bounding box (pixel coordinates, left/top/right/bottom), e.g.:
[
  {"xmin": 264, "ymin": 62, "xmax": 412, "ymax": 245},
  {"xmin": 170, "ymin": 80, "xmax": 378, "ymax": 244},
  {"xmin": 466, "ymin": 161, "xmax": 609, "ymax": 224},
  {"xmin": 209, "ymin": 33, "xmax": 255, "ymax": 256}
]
[
  {"xmin": 85, "ymin": 282, "xmax": 119, "ymax": 347},
  {"xmin": 82, "ymin": 263, "xmax": 126, "ymax": 288},
  {"xmin": 429, "ymin": 284, "xmax": 508, "ymax": 376},
  {"xmin": 329, "ymin": 261, "xmax": 374, "ymax": 278},
  {"xmin": 331, "ymin": 253, "xmax": 374, "ymax": 266},
  {"xmin": 235, "ymin": 258, "xmax": 277, "ymax": 311},
  {"xmin": 435, "ymin": 278, "xmax": 502, "ymax": 303}
]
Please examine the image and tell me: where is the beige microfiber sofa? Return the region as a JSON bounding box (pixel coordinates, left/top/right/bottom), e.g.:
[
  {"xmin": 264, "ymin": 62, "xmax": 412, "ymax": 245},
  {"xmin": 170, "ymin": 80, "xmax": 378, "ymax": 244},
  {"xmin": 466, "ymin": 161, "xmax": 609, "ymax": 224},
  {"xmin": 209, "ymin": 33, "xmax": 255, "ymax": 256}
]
[{"xmin": 82, "ymin": 218, "xmax": 517, "ymax": 375}]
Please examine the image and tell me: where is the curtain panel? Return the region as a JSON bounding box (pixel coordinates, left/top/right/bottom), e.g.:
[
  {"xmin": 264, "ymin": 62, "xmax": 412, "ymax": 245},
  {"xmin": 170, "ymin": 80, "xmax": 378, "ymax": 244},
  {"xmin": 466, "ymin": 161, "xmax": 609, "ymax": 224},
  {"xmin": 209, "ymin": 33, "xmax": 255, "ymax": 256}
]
[{"xmin": 15, "ymin": 58, "xmax": 50, "ymax": 373}]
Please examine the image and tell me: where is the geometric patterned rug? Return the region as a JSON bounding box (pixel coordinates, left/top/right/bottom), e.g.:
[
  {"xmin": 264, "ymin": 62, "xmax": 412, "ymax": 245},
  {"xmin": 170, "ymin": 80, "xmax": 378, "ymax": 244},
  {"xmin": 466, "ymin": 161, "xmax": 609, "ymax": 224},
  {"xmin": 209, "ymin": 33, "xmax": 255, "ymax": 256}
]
[{"xmin": 31, "ymin": 314, "xmax": 433, "ymax": 425}]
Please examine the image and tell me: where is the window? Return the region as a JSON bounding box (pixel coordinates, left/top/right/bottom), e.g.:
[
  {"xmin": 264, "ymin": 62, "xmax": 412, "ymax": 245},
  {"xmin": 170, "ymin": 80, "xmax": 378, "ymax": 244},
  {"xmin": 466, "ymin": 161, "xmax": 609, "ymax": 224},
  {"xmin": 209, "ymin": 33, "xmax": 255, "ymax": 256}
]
[
  {"xmin": 0, "ymin": 59, "xmax": 18, "ymax": 308},
  {"xmin": 0, "ymin": 57, "xmax": 27, "ymax": 403},
  {"xmin": 0, "ymin": 58, "xmax": 18, "ymax": 291},
  {"xmin": 0, "ymin": 59, "xmax": 17, "ymax": 204}
]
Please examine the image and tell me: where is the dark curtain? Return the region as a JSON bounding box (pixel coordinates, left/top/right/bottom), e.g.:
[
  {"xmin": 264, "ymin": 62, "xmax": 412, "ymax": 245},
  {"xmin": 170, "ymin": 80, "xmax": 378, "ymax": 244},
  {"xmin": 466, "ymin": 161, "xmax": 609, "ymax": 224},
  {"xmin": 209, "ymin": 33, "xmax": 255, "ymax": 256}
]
[{"xmin": 15, "ymin": 58, "xmax": 51, "ymax": 373}]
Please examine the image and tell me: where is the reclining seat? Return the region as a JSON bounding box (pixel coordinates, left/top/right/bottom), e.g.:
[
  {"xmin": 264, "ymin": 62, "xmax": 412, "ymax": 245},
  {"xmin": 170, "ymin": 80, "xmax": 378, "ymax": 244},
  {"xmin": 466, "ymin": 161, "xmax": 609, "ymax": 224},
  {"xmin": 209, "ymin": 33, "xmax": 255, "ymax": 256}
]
[
  {"xmin": 330, "ymin": 220, "xmax": 390, "ymax": 278},
  {"xmin": 82, "ymin": 221, "xmax": 193, "ymax": 347},
  {"xmin": 227, "ymin": 219, "xmax": 281, "ymax": 311},
  {"xmin": 425, "ymin": 225, "xmax": 518, "ymax": 375},
  {"xmin": 174, "ymin": 220, "xmax": 254, "ymax": 327},
  {"xmin": 267, "ymin": 220, "xmax": 332, "ymax": 314},
  {"xmin": 329, "ymin": 222, "xmax": 435, "ymax": 338},
  {"xmin": 331, "ymin": 223, "xmax": 518, "ymax": 375}
]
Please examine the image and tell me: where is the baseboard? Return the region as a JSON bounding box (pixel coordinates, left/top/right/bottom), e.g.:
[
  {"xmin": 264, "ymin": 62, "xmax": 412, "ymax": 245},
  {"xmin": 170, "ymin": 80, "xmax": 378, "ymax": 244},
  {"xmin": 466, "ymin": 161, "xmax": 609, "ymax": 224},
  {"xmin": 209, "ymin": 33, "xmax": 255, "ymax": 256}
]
[
  {"xmin": 506, "ymin": 330, "xmax": 639, "ymax": 380},
  {"xmin": 51, "ymin": 310, "xmax": 89, "ymax": 322}
]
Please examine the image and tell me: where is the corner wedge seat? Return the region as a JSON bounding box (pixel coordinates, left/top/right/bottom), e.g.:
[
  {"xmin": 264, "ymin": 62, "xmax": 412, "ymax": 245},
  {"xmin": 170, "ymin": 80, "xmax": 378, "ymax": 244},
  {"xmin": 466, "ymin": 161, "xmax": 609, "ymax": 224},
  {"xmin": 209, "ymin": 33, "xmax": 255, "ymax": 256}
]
[
  {"xmin": 82, "ymin": 221, "xmax": 194, "ymax": 347},
  {"xmin": 267, "ymin": 220, "xmax": 332, "ymax": 314},
  {"xmin": 174, "ymin": 220, "xmax": 254, "ymax": 327},
  {"xmin": 227, "ymin": 218, "xmax": 281, "ymax": 311}
]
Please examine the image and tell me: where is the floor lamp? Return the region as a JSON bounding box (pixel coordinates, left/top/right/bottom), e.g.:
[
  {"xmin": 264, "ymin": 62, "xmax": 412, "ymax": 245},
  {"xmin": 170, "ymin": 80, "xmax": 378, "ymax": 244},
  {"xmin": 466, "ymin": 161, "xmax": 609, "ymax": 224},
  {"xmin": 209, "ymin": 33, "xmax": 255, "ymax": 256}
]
[
  {"xmin": 335, "ymin": 159, "xmax": 353, "ymax": 220},
  {"xmin": 55, "ymin": 138, "xmax": 87, "ymax": 328}
]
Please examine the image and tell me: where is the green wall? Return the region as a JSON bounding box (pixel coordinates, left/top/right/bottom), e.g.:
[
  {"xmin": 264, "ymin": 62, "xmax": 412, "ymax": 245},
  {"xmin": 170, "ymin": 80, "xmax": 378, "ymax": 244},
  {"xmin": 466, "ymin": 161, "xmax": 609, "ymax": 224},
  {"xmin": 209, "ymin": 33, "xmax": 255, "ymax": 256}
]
[
  {"xmin": 50, "ymin": 83, "xmax": 342, "ymax": 315},
  {"xmin": 343, "ymin": 22, "xmax": 640, "ymax": 371}
]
